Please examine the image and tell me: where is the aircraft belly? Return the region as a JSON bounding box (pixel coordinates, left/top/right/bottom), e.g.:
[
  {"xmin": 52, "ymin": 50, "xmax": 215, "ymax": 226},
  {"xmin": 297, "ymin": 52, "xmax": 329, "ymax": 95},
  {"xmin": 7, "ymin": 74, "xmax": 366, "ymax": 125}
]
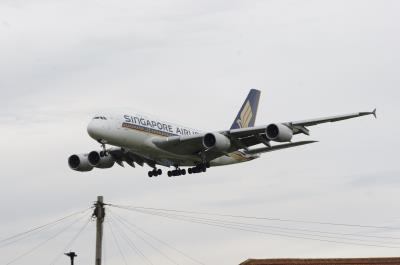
[
  {"xmin": 210, "ymin": 156, "xmax": 241, "ymax": 166},
  {"xmin": 210, "ymin": 152, "xmax": 256, "ymax": 167},
  {"xmin": 104, "ymin": 126, "xmax": 254, "ymax": 168},
  {"xmin": 110, "ymin": 128, "xmax": 200, "ymax": 167}
]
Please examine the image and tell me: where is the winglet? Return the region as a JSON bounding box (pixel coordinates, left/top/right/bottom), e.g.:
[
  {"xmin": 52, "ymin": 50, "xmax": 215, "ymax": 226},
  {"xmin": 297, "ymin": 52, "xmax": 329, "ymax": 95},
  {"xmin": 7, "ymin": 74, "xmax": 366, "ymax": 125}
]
[{"xmin": 372, "ymin": 108, "xmax": 377, "ymax": 119}]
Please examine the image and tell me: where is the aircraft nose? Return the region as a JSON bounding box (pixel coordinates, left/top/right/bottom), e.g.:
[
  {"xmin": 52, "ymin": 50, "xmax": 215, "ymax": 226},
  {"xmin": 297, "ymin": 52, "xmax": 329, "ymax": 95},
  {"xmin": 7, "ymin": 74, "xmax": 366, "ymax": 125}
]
[{"xmin": 87, "ymin": 121, "xmax": 97, "ymax": 138}]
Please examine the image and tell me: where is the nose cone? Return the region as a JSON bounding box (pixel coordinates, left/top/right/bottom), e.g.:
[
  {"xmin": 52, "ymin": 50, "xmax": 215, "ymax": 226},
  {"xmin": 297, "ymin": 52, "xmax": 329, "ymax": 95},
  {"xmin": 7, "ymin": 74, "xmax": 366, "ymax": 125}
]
[{"xmin": 87, "ymin": 121, "xmax": 98, "ymax": 139}]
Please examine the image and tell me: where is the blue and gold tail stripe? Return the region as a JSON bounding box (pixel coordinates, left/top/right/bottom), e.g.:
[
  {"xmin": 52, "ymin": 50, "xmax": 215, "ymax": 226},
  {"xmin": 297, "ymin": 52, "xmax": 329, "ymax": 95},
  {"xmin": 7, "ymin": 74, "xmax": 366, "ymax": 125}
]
[{"xmin": 230, "ymin": 89, "xmax": 261, "ymax": 129}]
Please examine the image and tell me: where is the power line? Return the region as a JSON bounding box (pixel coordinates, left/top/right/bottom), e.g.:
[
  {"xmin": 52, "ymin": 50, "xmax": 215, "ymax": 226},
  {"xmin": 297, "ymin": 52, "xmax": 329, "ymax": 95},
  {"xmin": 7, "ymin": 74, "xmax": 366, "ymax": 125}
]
[
  {"xmin": 113, "ymin": 211, "xmax": 206, "ymax": 265},
  {"xmin": 5, "ymin": 213, "xmax": 88, "ymax": 265},
  {"xmin": 107, "ymin": 220, "xmax": 129, "ymax": 265},
  {"xmin": 111, "ymin": 213, "xmax": 180, "ymax": 265},
  {"xmin": 114, "ymin": 207, "xmax": 400, "ymax": 249},
  {"xmin": 113, "ymin": 205, "xmax": 400, "ymax": 241},
  {"xmin": 110, "ymin": 206, "xmax": 400, "ymax": 245},
  {"xmin": 108, "ymin": 216, "xmax": 153, "ymax": 265},
  {"xmin": 109, "ymin": 204, "xmax": 398, "ymax": 230},
  {"xmin": 133, "ymin": 208, "xmax": 400, "ymax": 249},
  {"xmin": 48, "ymin": 216, "xmax": 91, "ymax": 265},
  {"xmin": 130, "ymin": 208, "xmax": 400, "ymax": 245},
  {"xmin": 0, "ymin": 208, "xmax": 91, "ymax": 249}
]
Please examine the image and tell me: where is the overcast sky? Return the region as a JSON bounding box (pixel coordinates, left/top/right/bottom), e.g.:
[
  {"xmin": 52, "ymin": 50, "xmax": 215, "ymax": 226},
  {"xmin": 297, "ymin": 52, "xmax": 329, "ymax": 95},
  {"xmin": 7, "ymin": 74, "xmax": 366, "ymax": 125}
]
[{"xmin": 1, "ymin": 0, "xmax": 400, "ymax": 264}]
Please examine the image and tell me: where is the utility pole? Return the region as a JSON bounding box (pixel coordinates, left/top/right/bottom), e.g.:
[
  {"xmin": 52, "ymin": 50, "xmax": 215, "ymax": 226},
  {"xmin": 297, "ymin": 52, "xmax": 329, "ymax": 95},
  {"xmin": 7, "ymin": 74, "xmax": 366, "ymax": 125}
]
[
  {"xmin": 64, "ymin": 252, "xmax": 77, "ymax": 265},
  {"xmin": 93, "ymin": 196, "xmax": 105, "ymax": 265}
]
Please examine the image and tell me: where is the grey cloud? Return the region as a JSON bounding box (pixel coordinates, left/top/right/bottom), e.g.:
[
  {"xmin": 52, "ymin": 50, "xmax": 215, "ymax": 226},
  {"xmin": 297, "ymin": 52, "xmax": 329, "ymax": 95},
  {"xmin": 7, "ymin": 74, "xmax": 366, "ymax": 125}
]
[{"xmin": 1, "ymin": 0, "xmax": 400, "ymax": 264}]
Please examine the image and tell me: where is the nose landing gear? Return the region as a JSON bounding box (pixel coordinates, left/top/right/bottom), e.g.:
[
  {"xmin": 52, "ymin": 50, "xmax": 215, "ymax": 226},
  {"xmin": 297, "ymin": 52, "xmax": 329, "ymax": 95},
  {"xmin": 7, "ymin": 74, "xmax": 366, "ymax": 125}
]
[{"xmin": 98, "ymin": 140, "xmax": 108, "ymax": 157}]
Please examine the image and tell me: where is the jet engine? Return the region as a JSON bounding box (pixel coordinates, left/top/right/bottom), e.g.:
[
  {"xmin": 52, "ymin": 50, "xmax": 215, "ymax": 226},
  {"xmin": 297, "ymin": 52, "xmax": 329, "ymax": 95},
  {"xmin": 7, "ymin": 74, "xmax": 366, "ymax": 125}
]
[
  {"xmin": 202, "ymin": 133, "xmax": 231, "ymax": 151},
  {"xmin": 88, "ymin": 151, "xmax": 115, "ymax": 169},
  {"xmin": 68, "ymin": 154, "xmax": 93, "ymax": 172},
  {"xmin": 265, "ymin": 123, "xmax": 293, "ymax": 142}
]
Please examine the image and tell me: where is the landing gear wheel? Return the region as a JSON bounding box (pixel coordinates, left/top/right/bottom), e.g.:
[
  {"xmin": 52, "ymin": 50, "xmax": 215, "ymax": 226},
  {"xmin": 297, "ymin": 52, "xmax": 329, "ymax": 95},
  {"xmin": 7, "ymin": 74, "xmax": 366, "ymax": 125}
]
[
  {"xmin": 157, "ymin": 169, "xmax": 162, "ymax": 175},
  {"xmin": 167, "ymin": 171, "xmax": 172, "ymax": 177},
  {"xmin": 148, "ymin": 171, "xmax": 153, "ymax": 178},
  {"xmin": 188, "ymin": 164, "xmax": 208, "ymax": 174},
  {"xmin": 181, "ymin": 169, "xmax": 186, "ymax": 175}
]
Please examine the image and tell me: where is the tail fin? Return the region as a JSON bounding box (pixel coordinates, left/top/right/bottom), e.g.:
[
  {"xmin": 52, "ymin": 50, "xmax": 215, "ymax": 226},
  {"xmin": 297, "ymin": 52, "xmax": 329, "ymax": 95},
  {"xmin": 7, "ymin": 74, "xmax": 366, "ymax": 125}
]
[{"xmin": 230, "ymin": 89, "xmax": 261, "ymax": 129}]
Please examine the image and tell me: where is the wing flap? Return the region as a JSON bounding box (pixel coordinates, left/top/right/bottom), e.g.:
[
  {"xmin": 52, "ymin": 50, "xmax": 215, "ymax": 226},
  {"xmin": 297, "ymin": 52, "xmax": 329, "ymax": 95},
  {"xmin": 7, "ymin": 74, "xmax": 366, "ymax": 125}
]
[{"xmin": 245, "ymin": 141, "xmax": 318, "ymax": 155}]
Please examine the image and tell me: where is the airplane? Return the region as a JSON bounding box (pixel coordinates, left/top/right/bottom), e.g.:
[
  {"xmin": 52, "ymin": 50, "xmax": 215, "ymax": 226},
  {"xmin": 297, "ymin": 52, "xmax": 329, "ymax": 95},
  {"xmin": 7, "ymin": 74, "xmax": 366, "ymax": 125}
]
[{"xmin": 68, "ymin": 89, "xmax": 376, "ymax": 178}]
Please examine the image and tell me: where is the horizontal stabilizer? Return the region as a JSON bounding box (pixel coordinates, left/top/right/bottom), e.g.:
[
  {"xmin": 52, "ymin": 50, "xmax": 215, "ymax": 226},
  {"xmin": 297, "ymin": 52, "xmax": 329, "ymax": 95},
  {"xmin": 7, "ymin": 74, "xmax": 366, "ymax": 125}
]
[
  {"xmin": 245, "ymin": 141, "xmax": 318, "ymax": 155},
  {"xmin": 372, "ymin": 108, "xmax": 377, "ymax": 119}
]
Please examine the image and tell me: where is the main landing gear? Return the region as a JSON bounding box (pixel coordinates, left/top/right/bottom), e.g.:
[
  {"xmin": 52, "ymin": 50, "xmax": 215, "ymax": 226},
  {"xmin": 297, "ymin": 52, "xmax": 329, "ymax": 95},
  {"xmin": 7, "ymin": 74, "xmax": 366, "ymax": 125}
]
[
  {"xmin": 149, "ymin": 163, "xmax": 211, "ymax": 178},
  {"xmin": 148, "ymin": 168, "xmax": 162, "ymax": 178},
  {"xmin": 188, "ymin": 163, "xmax": 210, "ymax": 174},
  {"xmin": 167, "ymin": 168, "xmax": 186, "ymax": 177}
]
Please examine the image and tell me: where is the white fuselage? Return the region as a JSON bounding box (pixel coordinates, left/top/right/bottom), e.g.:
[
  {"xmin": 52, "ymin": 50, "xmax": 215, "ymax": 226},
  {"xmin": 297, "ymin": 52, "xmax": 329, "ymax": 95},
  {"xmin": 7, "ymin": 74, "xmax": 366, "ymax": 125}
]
[{"xmin": 86, "ymin": 113, "xmax": 255, "ymax": 168}]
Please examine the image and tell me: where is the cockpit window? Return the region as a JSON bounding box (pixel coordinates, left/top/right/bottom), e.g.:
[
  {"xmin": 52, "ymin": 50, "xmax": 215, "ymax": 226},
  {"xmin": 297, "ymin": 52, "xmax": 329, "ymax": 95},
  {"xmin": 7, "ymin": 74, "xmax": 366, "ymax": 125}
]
[{"xmin": 93, "ymin": 116, "xmax": 107, "ymax": 120}]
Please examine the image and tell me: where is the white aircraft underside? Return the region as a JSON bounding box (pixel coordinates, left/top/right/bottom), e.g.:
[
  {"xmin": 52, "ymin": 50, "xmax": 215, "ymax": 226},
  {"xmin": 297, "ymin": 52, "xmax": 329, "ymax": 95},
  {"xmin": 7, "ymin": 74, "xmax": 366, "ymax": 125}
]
[{"xmin": 68, "ymin": 89, "xmax": 376, "ymax": 177}]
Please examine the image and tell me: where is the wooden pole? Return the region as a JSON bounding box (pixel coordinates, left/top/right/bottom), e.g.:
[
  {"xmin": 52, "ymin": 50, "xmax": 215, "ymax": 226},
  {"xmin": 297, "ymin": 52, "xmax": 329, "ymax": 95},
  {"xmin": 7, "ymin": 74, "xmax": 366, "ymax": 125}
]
[{"xmin": 94, "ymin": 196, "xmax": 105, "ymax": 265}]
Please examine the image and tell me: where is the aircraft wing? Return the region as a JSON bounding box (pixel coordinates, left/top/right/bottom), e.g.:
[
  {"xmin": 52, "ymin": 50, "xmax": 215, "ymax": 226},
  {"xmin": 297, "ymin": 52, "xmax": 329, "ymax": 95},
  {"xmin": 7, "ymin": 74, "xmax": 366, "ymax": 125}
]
[
  {"xmin": 153, "ymin": 110, "xmax": 376, "ymax": 160},
  {"xmin": 244, "ymin": 141, "xmax": 318, "ymax": 155},
  {"xmin": 287, "ymin": 109, "xmax": 377, "ymax": 130},
  {"xmin": 108, "ymin": 148, "xmax": 157, "ymax": 168},
  {"xmin": 228, "ymin": 109, "xmax": 376, "ymax": 138}
]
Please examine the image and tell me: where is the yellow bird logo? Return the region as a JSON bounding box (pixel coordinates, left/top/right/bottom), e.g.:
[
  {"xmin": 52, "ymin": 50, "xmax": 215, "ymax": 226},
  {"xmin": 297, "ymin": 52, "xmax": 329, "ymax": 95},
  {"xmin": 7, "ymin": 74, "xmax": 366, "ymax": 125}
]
[{"xmin": 236, "ymin": 101, "xmax": 253, "ymax": 128}]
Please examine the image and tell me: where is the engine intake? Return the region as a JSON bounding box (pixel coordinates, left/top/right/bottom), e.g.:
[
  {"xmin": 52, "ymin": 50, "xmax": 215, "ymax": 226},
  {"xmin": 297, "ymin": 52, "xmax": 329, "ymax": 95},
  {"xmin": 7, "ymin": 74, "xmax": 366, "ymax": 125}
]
[
  {"xmin": 266, "ymin": 123, "xmax": 293, "ymax": 142},
  {"xmin": 68, "ymin": 154, "xmax": 93, "ymax": 172},
  {"xmin": 88, "ymin": 151, "xmax": 115, "ymax": 169},
  {"xmin": 202, "ymin": 133, "xmax": 231, "ymax": 151}
]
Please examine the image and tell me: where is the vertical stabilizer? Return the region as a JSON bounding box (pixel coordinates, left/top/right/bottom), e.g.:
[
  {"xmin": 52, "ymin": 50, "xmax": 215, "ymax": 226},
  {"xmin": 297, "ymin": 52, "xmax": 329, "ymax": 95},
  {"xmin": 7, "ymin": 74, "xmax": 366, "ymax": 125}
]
[{"xmin": 230, "ymin": 89, "xmax": 261, "ymax": 129}]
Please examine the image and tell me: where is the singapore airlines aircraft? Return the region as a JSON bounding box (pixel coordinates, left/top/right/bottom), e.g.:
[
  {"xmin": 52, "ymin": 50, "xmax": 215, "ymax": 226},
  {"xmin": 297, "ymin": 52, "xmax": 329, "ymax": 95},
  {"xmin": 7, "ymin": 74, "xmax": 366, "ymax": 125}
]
[{"xmin": 68, "ymin": 89, "xmax": 376, "ymax": 177}]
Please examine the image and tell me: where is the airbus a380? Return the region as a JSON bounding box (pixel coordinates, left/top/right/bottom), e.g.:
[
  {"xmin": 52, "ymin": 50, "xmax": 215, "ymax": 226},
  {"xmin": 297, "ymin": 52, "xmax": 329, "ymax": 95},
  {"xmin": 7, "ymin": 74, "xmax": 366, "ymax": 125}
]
[{"xmin": 68, "ymin": 89, "xmax": 376, "ymax": 177}]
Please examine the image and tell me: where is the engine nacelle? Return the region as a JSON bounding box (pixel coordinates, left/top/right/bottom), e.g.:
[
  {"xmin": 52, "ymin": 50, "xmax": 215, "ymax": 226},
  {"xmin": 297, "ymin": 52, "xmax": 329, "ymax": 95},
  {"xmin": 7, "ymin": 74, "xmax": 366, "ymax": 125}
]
[
  {"xmin": 68, "ymin": 154, "xmax": 93, "ymax": 172},
  {"xmin": 265, "ymin": 123, "xmax": 293, "ymax": 142},
  {"xmin": 88, "ymin": 151, "xmax": 115, "ymax": 169},
  {"xmin": 202, "ymin": 133, "xmax": 231, "ymax": 151}
]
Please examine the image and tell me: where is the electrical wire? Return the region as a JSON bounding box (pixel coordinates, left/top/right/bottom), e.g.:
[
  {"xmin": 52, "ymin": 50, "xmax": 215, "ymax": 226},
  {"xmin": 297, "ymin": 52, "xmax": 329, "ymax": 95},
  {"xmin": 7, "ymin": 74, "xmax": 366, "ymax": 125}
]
[
  {"xmin": 112, "ymin": 211, "xmax": 206, "ymax": 265},
  {"xmin": 112, "ymin": 207, "xmax": 400, "ymax": 249},
  {"xmin": 48, "ymin": 215, "xmax": 92, "ymax": 265},
  {"xmin": 122, "ymin": 206, "xmax": 397, "ymax": 241},
  {"xmin": 108, "ymin": 215, "xmax": 153, "ymax": 265},
  {"xmin": 0, "ymin": 208, "xmax": 91, "ymax": 249},
  {"xmin": 109, "ymin": 204, "xmax": 400, "ymax": 241},
  {"xmin": 132, "ymin": 208, "xmax": 400, "ymax": 249},
  {"xmin": 107, "ymin": 220, "xmax": 129, "ymax": 265},
  {"xmin": 109, "ymin": 204, "xmax": 398, "ymax": 230},
  {"xmin": 111, "ymin": 213, "xmax": 179, "ymax": 265},
  {"xmin": 110, "ymin": 206, "xmax": 400, "ymax": 245},
  {"xmin": 133, "ymin": 209, "xmax": 400, "ymax": 245},
  {"xmin": 5, "ymin": 212, "xmax": 88, "ymax": 265}
]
